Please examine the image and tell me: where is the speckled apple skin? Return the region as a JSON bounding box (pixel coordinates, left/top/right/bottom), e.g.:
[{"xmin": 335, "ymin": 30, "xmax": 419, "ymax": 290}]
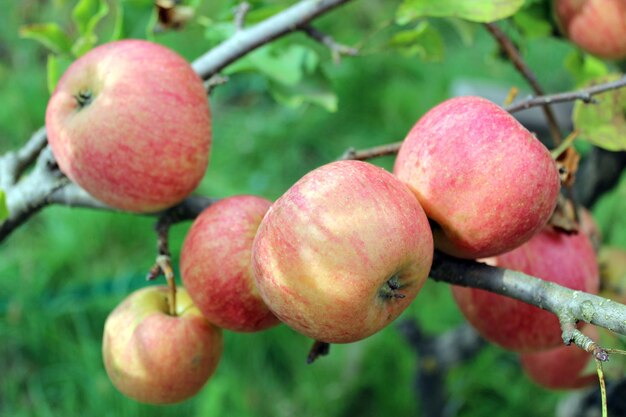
[
  {"xmin": 451, "ymin": 228, "xmax": 600, "ymax": 352},
  {"xmin": 394, "ymin": 96, "xmax": 560, "ymax": 259},
  {"xmin": 181, "ymin": 195, "xmax": 280, "ymax": 332},
  {"xmin": 46, "ymin": 39, "xmax": 211, "ymax": 212},
  {"xmin": 519, "ymin": 325, "xmax": 599, "ymax": 390},
  {"xmin": 252, "ymin": 160, "xmax": 434, "ymax": 344},
  {"xmin": 102, "ymin": 286, "xmax": 223, "ymax": 404},
  {"xmin": 555, "ymin": 0, "xmax": 626, "ymax": 60}
]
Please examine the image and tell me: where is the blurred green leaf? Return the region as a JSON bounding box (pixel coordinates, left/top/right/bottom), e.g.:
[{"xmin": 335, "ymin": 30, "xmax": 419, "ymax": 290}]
[
  {"xmin": 72, "ymin": 0, "xmax": 110, "ymax": 36},
  {"xmin": 389, "ymin": 21, "xmax": 444, "ymax": 61},
  {"xmin": 19, "ymin": 23, "xmax": 72, "ymax": 55},
  {"xmin": 396, "ymin": 0, "xmax": 525, "ymax": 24},
  {"xmin": 270, "ymin": 71, "xmax": 338, "ymax": 112},
  {"xmin": 226, "ymin": 45, "xmax": 319, "ymax": 86},
  {"xmin": 513, "ymin": 4, "xmax": 553, "ymax": 39},
  {"xmin": 565, "ymin": 50, "xmax": 609, "ymax": 86},
  {"xmin": 110, "ymin": 0, "xmax": 124, "ymax": 41},
  {"xmin": 47, "ymin": 54, "xmax": 74, "ymax": 94},
  {"xmin": 573, "ymin": 74, "xmax": 626, "ymax": 151},
  {"xmin": 0, "ymin": 189, "xmax": 8, "ymax": 222}
]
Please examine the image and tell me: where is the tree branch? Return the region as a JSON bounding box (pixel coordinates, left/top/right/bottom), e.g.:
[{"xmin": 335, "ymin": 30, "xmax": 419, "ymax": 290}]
[
  {"xmin": 484, "ymin": 22, "xmax": 562, "ymax": 145},
  {"xmin": 430, "ymin": 251, "xmax": 626, "ymax": 350},
  {"xmin": 191, "ymin": 0, "xmax": 354, "ymax": 79}
]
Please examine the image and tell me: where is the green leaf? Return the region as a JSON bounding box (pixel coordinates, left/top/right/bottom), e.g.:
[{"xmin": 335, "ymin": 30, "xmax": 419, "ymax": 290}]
[
  {"xmin": 226, "ymin": 45, "xmax": 319, "ymax": 87},
  {"xmin": 396, "ymin": 0, "xmax": 525, "ymax": 24},
  {"xmin": 19, "ymin": 23, "xmax": 72, "ymax": 55},
  {"xmin": 47, "ymin": 54, "xmax": 75, "ymax": 94},
  {"xmin": 110, "ymin": 0, "xmax": 125, "ymax": 41},
  {"xmin": 389, "ymin": 21, "xmax": 444, "ymax": 61},
  {"xmin": 72, "ymin": 0, "xmax": 110, "ymax": 37},
  {"xmin": 0, "ymin": 189, "xmax": 8, "ymax": 222},
  {"xmin": 573, "ymin": 74, "xmax": 626, "ymax": 151},
  {"xmin": 269, "ymin": 72, "xmax": 338, "ymax": 112},
  {"xmin": 512, "ymin": 5, "xmax": 553, "ymax": 39},
  {"xmin": 565, "ymin": 50, "xmax": 609, "ymax": 86}
]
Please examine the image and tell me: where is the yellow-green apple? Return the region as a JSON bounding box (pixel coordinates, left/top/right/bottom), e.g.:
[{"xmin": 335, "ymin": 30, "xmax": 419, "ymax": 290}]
[
  {"xmin": 102, "ymin": 286, "xmax": 222, "ymax": 404},
  {"xmin": 46, "ymin": 39, "xmax": 211, "ymax": 212},
  {"xmin": 452, "ymin": 227, "xmax": 600, "ymax": 351},
  {"xmin": 181, "ymin": 195, "xmax": 280, "ymax": 332},
  {"xmin": 555, "ymin": 0, "xmax": 626, "ymax": 60},
  {"xmin": 394, "ymin": 96, "xmax": 560, "ymax": 259},
  {"xmin": 519, "ymin": 325, "xmax": 599, "ymax": 390},
  {"xmin": 252, "ymin": 160, "xmax": 434, "ymax": 344},
  {"xmin": 598, "ymin": 246, "xmax": 626, "ymax": 303}
]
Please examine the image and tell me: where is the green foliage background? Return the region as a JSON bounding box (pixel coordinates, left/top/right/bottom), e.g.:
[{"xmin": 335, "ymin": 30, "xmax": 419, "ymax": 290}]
[{"xmin": 1, "ymin": 1, "xmax": 626, "ymax": 416}]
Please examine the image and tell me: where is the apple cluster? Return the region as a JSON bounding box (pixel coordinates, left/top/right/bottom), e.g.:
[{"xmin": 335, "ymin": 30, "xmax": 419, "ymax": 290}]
[{"xmin": 46, "ymin": 39, "xmax": 602, "ymax": 403}]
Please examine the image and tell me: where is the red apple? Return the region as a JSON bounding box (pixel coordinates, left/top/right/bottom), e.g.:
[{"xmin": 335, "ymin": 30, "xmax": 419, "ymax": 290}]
[
  {"xmin": 181, "ymin": 195, "xmax": 280, "ymax": 332},
  {"xmin": 519, "ymin": 325, "xmax": 599, "ymax": 390},
  {"xmin": 252, "ymin": 160, "xmax": 434, "ymax": 344},
  {"xmin": 46, "ymin": 39, "xmax": 211, "ymax": 212},
  {"xmin": 102, "ymin": 286, "xmax": 222, "ymax": 404},
  {"xmin": 393, "ymin": 96, "xmax": 560, "ymax": 259},
  {"xmin": 452, "ymin": 227, "xmax": 600, "ymax": 351},
  {"xmin": 555, "ymin": 0, "xmax": 626, "ymax": 60}
]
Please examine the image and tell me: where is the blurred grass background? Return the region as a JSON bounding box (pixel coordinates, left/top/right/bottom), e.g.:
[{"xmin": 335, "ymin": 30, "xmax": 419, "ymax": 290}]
[{"xmin": 1, "ymin": 1, "xmax": 626, "ymax": 416}]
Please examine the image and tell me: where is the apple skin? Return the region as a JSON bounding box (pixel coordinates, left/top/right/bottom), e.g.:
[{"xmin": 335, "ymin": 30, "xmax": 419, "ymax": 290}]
[
  {"xmin": 555, "ymin": 0, "xmax": 626, "ymax": 60},
  {"xmin": 519, "ymin": 325, "xmax": 598, "ymax": 390},
  {"xmin": 46, "ymin": 39, "xmax": 211, "ymax": 212},
  {"xmin": 181, "ymin": 195, "xmax": 281, "ymax": 332},
  {"xmin": 252, "ymin": 160, "xmax": 434, "ymax": 344},
  {"xmin": 393, "ymin": 96, "xmax": 560, "ymax": 259},
  {"xmin": 451, "ymin": 227, "xmax": 600, "ymax": 352},
  {"xmin": 102, "ymin": 286, "xmax": 222, "ymax": 404}
]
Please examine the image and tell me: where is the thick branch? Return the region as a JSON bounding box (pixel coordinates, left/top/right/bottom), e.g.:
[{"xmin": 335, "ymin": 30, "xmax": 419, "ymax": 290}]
[
  {"xmin": 430, "ymin": 251, "xmax": 626, "ymax": 339},
  {"xmin": 192, "ymin": 0, "xmax": 353, "ymax": 79}
]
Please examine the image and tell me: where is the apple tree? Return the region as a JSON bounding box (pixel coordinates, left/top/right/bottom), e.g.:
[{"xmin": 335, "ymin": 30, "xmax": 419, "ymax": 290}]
[{"xmin": 1, "ymin": 0, "xmax": 626, "ymax": 416}]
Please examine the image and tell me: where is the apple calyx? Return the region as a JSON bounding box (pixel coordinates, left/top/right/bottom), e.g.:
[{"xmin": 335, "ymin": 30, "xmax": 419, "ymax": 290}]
[
  {"xmin": 378, "ymin": 274, "xmax": 406, "ymax": 300},
  {"xmin": 75, "ymin": 89, "xmax": 94, "ymax": 108}
]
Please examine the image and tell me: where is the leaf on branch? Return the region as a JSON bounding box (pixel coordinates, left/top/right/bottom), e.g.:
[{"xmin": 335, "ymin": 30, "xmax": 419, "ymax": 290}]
[
  {"xmin": 396, "ymin": 0, "xmax": 524, "ymax": 25},
  {"xmin": 0, "ymin": 189, "xmax": 8, "ymax": 222},
  {"xmin": 573, "ymin": 74, "xmax": 626, "ymax": 152},
  {"xmin": 71, "ymin": 0, "xmax": 110, "ymax": 56},
  {"xmin": 388, "ymin": 21, "xmax": 444, "ymax": 61},
  {"xmin": 565, "ymin": 51, "xmax": 609, "ymax": 87},
  {"xmin": 269, "ymin": 71, "xmax": 338, "ymax": 112},
  {"xmin": 47, "ymin": 54, "xmax": 74, "ymax": 94},
  {"xmin": 19, "ymin": 23, "xmax": 72, "ymax": 55}
]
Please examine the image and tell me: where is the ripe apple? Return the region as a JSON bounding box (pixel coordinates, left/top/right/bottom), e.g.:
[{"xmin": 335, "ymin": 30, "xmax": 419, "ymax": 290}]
[
  {"xmin": 102, "ymin": 286, "xmax": 222, "ymax": 404},
  {"xmin": 451, "ymin": 227, "xmax": 600, "ymax": 351},
  {"xmin": 519, "ymin": 325, "xmax": 599, "ymax": 390},
  {"xmin": 252, "ymin": 160, "xmax": 434, "ymax": 344},
  {"xmin": 393, "ymin": 96, "xmax": 560, "ymax": 259},
  {"xmin": 46, "ymin": 39, "xmax": 211, "ymax": 212},
  {"xmin": 180, "ymin": 195, "xmax": 280, "ymax": 332},
  {"xmin": 554, "ymin": 0, "xmax": 626, "ymax": 60}
]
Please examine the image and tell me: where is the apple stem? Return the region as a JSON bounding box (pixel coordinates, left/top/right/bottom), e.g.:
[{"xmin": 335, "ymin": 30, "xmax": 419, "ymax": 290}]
[
  {"xmin": 307, "ymin": 340, "xmax": 330, "ymax": 364},
  {"xmin": 75, "ymin": 89, "xmax": 93, "ymax": 108},
  {"xmin": 156, "ymin": 255, "xmax": 177, "ymax": 316}
]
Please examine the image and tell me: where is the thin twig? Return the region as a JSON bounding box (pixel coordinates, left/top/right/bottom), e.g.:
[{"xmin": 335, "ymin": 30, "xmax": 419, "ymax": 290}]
[
  {"xmin": 234, "ymin": 2, "xmax": 251, "ymax": 31},
  {"xmin": 506, "ymin": 76, "xmax": 626, "ymax": 113},
  {"xmin": 339, "ymin": 141, "xmax": 402, "ymax": 160},
  {"xmin": 301, "ymin": 25, "xmax": 358, "ymax": 64},
  {"xmin": 484, "ymin": 22, "xmax": 562, "ymax": 145}
]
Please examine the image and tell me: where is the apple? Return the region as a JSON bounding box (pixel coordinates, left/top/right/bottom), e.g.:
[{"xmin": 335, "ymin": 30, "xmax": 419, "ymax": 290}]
[
  {"xmin": 102, "ymin": 286, "xmax": 222, "ymax": 404},
  {"xmin": 519, "ymin": 325, "xmax": 599, "ymax": 390},
  {"xmin": 554, "ymin": 0, "xmax": 626, "ymax": 60},
  {"xmin": 180, "ymin": 195, "xmax": 281, "ymax": 332},
  {"xmin": 451, "ymin": 227, "xmax": 600, "ymax": 351},
  {"xmin": 46, "ymin": 39, "xmax": 211, "ymax": 212},
  {"xmin": 393, "ymin": 96, "xmax": 560, "ymax": 259},
  {"xmin": 252, "ymin": 160, "xmax": 434, "ymax": 344}
]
